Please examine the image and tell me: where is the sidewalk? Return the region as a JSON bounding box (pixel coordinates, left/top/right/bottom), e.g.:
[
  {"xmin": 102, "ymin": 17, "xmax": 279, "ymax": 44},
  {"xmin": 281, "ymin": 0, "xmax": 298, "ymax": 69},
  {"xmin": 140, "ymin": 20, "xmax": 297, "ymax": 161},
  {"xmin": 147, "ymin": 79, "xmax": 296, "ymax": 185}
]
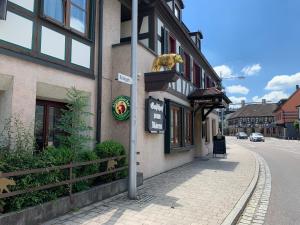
[{"xmin": 44, "ymin": 144, "xmax": 256, "ymax": 225}]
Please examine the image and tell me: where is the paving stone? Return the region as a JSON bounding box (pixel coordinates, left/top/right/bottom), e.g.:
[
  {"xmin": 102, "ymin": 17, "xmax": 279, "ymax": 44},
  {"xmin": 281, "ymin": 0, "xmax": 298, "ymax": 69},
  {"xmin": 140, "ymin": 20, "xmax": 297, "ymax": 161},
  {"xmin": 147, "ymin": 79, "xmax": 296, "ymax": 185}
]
[{"xmin": 43, "ymin": 142, "xmax": 255, "ymax": 225}]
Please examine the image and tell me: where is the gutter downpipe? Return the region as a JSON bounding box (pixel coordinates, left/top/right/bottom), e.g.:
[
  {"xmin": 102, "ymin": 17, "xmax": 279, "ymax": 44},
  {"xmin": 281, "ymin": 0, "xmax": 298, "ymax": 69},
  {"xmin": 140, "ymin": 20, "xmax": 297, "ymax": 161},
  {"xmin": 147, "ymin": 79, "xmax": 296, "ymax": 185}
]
[{"xmin": 96, "ymin": 0, "xmax": 104, "ymax": 143}]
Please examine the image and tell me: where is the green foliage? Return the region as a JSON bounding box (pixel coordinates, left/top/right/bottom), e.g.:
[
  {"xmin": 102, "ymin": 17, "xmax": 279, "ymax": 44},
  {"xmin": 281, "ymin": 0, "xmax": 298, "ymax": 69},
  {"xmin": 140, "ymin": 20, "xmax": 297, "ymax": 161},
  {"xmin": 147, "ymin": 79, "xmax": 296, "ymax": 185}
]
[
  {"xmin": 0, "ymin": 151, "xmax": 69, "ymax": 212},
  {"xmin": 0, "ymin": 116, "xmax": 35, "ymax": 155},
  {"xmin": 58, "ymin": 87, "xmax": 93, "ymax": 155},
  {"xmin": 73, "ymin": 150, "xmax": 99, "ymax": 192},
  {"xmin": 95, "ymin": 140, "xmax": 128, "ymax": 182},
  {"xmin": 0, "ymin": 147, "xmax": 101, "ymax": 213},
  {"xmin": 294, "ymin": 120, "xmax": 299, "ymax": 130}
]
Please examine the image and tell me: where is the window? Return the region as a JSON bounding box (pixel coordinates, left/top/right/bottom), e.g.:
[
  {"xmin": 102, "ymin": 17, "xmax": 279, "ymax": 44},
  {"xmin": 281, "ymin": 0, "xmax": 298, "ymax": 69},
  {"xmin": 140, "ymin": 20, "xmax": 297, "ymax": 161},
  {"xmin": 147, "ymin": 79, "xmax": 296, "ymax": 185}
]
[
  {"xmin": 170, "ymin": 106, "xmax": 181, "ymax": 146},
  {"xmin": 43, "ymin": 0, "xmax": 89, "ymax": 35},
  {"xmin": 35, "ymin": 100, "xmax": 66, "ymax": 151},
  {"xmin": 212, "ymin": 119, "xmax": 217, "ymax": 137},
  {"xmin": 44, "ymin": 0, "xmax": 64, "ymax": 23},
  {"xmin": 185, "ymin": 111, "xmax": 193, "ymax": 145},
  {"xmin": 169, "ymin": 35, "xmax": 176, "ymax": 53},
  {"xmin": 174, "ymin": 4, "xmax": 180, "ymax": 20},
  {"xmin": 70, "ymin": 0, "xmax": 87, "ymax": 33},
  {"xmin": 193, "ymin": 63, "xmax": 200, "ymax": 88},
  {"xmin": 166, "ymin": 101, "xmax": 194, "ymax": 153},
  {"xmin": 184, "ymin": 52, "xmax": 190, "ymax": 80}
]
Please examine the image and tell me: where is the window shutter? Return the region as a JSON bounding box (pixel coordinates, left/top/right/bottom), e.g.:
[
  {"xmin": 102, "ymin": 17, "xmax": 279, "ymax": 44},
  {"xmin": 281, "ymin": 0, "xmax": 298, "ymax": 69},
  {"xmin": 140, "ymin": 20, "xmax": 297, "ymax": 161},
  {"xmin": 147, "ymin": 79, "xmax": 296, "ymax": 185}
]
[
  {"xmin": 163, "ymin": 29, "xmax": 169, "ymax": 54},
  {"xmin": 0, "ymin": 0, "xmax": 7, "ymax": 20},
  {"xmin": 179, "ymin": 47, "xmax": 184, "ymax": 75}
]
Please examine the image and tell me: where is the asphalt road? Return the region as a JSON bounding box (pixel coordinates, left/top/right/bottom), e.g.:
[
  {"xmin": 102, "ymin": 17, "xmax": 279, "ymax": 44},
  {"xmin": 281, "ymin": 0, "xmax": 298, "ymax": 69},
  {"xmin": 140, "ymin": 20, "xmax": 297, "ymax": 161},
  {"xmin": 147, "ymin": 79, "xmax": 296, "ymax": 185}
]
[{"xmin": 227, "ymin": 137, "xmax": 300, "ymax": 225}]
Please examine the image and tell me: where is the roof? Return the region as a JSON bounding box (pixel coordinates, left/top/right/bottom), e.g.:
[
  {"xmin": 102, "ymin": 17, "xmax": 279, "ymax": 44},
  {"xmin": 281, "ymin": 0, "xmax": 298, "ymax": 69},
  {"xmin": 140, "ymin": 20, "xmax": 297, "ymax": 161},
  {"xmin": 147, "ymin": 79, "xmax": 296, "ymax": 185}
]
[
  {"xmin": 274, "ymin": 88, "xmax": 300, "ymax": 113},
  {"xmin": 228, "ymin": 103, "xmax": 277, "ymax": 119}
]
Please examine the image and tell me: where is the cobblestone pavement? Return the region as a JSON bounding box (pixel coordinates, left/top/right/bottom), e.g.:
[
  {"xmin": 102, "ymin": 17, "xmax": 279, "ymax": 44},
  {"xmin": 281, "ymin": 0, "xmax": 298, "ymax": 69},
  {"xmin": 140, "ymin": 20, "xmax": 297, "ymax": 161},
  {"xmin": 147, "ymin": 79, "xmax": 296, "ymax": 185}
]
[
  {"xmin": 44, "ymin": 144, "xmax": 256, "ymax": 225},
  {"xmin": 237, "ymin": 153, "xmax": 271, "ymax": 225}
]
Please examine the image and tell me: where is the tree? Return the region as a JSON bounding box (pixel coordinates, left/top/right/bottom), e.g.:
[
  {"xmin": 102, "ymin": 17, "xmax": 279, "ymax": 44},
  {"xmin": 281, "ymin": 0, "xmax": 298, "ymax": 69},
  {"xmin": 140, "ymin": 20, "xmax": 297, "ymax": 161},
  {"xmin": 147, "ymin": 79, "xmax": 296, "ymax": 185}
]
[
  {"xmin": 294, "ymin": 120, "xmax": 300, "ymax": 130},
  {"xmin": 58, "ymin": 87, "xmax": 93, "ymax": 155}
]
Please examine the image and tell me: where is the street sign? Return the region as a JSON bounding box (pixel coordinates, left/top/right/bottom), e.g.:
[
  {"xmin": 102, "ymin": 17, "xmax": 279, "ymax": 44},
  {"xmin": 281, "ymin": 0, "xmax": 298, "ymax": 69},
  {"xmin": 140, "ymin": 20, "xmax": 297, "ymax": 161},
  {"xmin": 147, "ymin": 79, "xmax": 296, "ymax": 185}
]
[{"xmin": 117, "ymin": 73, "xmax": 132, "ymax": 85}]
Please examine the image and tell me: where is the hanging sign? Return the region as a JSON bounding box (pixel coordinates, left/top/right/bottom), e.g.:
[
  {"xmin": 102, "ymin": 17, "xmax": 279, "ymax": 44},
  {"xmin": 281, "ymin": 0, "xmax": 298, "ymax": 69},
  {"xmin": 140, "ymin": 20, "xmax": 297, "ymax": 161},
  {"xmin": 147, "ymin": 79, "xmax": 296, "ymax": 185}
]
[
  {"xmin": 145, "ymin": 98, "xmax": 165, "ymax": 133},
  {"xmin": 0, "ymin": 0, "xmax": 8, "ymax": 20},
  {"xmin": 112, "ymin": 96, "xmax": 130, "ymax": 121}
]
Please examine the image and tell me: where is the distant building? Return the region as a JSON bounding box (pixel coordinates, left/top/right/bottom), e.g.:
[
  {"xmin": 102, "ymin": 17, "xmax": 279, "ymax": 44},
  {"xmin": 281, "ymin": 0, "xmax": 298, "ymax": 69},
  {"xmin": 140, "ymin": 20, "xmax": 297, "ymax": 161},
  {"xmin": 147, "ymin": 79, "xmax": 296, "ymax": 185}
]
[
  {"xmin": 227, "ymin": 99, "xmax": 277, "ymax": 136},
  {"xmin": 274, "ymin": 85, "xmax": 300, "ymax": 139}
]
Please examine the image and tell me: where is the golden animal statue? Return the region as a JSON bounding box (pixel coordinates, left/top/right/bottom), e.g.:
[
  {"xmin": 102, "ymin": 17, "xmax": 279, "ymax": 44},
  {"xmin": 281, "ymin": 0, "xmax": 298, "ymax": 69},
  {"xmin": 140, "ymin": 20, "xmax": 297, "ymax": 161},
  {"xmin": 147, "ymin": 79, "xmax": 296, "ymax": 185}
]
[
  {"xmin": 107, "ymin": 160, "xmax": 118, "ymax": 172},
  {"xmin": 152, "ymin": 54, "xmax": 184, "ymax": 72},
  {"xmin": 0, "ymin": 173, "xmax": 16, "ymax": 194}
]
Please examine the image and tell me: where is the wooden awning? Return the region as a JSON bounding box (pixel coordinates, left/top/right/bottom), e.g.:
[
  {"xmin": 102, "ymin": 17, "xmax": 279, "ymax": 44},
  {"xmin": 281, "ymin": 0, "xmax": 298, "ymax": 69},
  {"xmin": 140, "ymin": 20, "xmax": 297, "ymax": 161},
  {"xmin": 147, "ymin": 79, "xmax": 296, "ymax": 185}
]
[{"xmin": 188, "ymin": 87, "xmax": 232, "ymax": 121}]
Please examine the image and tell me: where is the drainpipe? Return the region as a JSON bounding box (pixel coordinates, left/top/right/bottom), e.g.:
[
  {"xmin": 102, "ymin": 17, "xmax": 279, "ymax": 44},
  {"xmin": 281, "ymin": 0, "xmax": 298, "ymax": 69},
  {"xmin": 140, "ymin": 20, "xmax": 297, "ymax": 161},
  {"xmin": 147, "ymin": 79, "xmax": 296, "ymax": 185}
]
[{"xmin": 96, "ymin": 0, "xmax": 104, "ymax": 143}]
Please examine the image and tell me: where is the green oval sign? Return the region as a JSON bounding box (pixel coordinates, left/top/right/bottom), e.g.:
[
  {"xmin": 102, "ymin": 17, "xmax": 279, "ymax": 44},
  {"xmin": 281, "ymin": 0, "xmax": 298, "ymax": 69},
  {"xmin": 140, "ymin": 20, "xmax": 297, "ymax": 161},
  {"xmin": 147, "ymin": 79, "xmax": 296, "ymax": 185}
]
[{"xmin": 112, "ymin": 96, "xmax": 130, "ymax": 121}]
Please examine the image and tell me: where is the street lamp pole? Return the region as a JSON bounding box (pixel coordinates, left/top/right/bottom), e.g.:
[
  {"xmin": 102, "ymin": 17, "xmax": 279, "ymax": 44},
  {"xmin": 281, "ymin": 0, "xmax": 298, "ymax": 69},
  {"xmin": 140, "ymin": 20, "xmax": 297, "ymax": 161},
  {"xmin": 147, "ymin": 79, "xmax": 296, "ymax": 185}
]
[
  {"xmin": 219, "ymin": 75, "xmax": 245, "ymax": 135},
  {"xmin": 129, "ymin": 0, "xmax": 138, "ymax": 200}
]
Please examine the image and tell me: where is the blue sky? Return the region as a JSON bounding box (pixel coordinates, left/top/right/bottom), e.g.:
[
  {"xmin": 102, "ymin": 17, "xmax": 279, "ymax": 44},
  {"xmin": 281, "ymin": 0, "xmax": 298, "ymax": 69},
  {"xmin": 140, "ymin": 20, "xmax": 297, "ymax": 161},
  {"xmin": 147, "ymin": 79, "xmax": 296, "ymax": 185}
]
[{"xmin": 183, "ymin": 0, "xmax": 300, "ymax": 105}]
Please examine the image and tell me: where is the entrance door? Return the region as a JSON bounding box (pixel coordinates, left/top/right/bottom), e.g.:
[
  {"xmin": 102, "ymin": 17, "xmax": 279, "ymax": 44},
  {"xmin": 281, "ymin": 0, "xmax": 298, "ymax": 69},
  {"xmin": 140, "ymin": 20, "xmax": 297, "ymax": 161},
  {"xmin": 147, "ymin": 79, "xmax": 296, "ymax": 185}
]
[{"xmin": 35, "ymin": 100, "xmax": 66, "ymax": 151}]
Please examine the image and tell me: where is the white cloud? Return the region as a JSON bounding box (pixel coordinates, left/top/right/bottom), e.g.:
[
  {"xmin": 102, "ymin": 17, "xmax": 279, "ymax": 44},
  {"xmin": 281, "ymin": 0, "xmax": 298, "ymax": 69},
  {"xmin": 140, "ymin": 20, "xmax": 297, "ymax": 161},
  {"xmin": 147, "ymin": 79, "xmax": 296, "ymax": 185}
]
[
  {"xmin": 213, "ymin": 65, "xmax": 233, "ymax": 78},
  {"xmin": 229, "ymin": 96, "xmax": 247, "ymax": 104},
  {"xmin": 226, "ymin": 85, "xmax": 249, "ymax": 95},
  {"xmin": 265, "ymin": 72, "xmax": 300, "ymax": 90},
  {"xmin": 252, "ymin": 91, "xmax": 289, "ymax": 103},
  {"xmin": 241, "ymin": 64, "xmax": 262, "ymax": 75}
]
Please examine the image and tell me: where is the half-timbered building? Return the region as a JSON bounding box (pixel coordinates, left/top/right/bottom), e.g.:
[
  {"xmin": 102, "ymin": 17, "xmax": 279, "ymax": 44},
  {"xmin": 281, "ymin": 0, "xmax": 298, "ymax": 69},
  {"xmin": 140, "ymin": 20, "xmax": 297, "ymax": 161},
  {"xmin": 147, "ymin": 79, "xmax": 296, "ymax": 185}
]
[
  {"xmin": 101, "ymin": 0, "xmax": 230, "ymax": 178},
  {"xmin": 0, "ymin": 0, "xmax": 101, "ymax": 150}
]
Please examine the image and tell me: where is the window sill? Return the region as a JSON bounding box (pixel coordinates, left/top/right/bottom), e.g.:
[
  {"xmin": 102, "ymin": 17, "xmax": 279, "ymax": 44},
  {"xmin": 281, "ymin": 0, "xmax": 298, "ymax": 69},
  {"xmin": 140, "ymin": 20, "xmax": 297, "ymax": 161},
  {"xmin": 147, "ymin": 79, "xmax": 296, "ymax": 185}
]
[{"xmin": 170, "ymin": 145, "xmax": 195, "ymax": 153}]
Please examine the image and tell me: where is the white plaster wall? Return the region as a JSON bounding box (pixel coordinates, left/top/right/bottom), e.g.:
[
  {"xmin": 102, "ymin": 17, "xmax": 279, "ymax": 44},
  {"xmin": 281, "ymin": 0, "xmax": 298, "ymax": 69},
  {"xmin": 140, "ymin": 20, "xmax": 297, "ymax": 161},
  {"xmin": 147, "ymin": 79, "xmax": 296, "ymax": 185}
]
[
  {"xmin": 111, "ymin": 43, "xmax": 196, "ymax": 179},
  {"xmin": 101, "ymin": 0, "xmax": 122, "ymax": 141},
  {"xmin": 0, "ymin": 54, "xmax": 97, "ymax": 141},
  {"xmin": 200, "ymin": 111, "xmax": 219, "ymax": 156}
]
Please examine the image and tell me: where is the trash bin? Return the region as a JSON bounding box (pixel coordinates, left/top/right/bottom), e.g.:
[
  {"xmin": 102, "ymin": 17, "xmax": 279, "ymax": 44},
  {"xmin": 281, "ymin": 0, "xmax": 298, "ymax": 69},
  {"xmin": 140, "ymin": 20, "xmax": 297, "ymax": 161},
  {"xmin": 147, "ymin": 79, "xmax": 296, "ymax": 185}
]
[{"xmin": 213, "ymin": 135, "xmax": 226, "ymax": 157}]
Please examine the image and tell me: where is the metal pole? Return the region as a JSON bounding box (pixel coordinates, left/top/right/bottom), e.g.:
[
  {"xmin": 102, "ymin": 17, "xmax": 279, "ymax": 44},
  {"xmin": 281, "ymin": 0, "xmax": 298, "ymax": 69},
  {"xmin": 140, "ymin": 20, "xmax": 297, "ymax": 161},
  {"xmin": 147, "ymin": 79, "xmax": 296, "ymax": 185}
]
[
  {"xmin": 221, "ymin": 108, "xmax": 224, "ymax": 135},
  {"xmin": 129, "ymin": 0, "xmax": 138, "ymax": 200}
]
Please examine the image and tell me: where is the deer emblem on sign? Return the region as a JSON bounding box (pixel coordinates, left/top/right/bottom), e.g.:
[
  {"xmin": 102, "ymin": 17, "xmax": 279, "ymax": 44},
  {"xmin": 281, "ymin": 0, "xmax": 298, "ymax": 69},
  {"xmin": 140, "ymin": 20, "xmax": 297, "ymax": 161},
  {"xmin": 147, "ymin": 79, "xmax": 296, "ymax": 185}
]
[
  {"xmin": 0, "ymin": 172, "xmax": 16, "ymax": 194},
  {"xmin": 107, "ymin": 160, "xmax": 118, "ymax": 172}
]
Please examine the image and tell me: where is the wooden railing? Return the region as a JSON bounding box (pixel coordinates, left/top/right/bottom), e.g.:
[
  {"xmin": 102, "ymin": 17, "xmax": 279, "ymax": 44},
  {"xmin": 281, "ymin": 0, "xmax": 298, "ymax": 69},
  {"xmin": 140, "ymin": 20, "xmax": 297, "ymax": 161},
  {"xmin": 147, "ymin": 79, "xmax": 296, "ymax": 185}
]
[{"xmin": 0, "ymin": 156, "xmax": 127, "ymax": 200}]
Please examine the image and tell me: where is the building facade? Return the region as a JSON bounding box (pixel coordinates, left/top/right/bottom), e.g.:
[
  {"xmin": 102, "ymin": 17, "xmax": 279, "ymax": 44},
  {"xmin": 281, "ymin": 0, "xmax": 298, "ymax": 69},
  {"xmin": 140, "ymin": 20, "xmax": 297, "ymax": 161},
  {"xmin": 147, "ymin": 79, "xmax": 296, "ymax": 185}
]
[
  {"xmin": 273, "ymin": 85, "xmax": 300, "ymax": 139},
  {"xmin": 227, "ymin": 100, "xmax": 277, "ymax": 137},
  {"xmin": 0, "ymin": 0, "xmax": 101, "ymax": 150},
  {"xmin": 0, "ymin": 0, "xmax": 230, "ymax": 179}
]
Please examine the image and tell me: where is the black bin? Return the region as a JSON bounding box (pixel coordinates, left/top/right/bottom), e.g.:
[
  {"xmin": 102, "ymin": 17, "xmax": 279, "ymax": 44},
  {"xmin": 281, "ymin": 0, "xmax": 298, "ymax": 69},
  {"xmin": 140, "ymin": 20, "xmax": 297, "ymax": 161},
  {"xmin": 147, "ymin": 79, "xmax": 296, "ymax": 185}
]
[{"xmin": 213, "ymin": 135, "xmax": 226, "ymax": 157}]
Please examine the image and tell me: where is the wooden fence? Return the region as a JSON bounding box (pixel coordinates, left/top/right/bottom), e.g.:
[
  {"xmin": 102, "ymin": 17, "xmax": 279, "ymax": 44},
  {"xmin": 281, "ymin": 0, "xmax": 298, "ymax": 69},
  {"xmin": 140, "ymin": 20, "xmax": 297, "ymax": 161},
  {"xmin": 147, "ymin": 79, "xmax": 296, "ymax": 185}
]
[{"xmin": 0, "ymin": 156, "xmax": 127, "ymax": 200}]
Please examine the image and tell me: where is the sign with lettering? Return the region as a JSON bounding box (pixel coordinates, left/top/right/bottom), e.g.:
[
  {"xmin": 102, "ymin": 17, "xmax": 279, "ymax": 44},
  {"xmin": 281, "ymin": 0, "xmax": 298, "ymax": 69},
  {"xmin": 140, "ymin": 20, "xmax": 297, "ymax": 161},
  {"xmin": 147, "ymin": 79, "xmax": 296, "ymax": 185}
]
[
  {"xmin": 0, "ymin": 0, "xmax": 8, "ymax": 20},
  {"xmin": 145, "ymin": 98, "xmax": 165, "ymax": 133},
  {"xmin": 117, "ymin": 73, "xmax": 132, "ymax": 85},
  {"xmin": 112, "ymin": 96, "xmax": 130, "ymax": 121}
]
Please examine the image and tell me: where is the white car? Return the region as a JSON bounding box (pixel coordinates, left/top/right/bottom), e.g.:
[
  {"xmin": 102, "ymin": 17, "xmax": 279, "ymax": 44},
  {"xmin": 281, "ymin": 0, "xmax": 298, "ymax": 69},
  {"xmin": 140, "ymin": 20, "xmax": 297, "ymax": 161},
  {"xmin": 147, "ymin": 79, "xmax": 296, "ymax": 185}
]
[{"xmin": 249, "ymin": 133, "xmax": 265, "ymax": 142}]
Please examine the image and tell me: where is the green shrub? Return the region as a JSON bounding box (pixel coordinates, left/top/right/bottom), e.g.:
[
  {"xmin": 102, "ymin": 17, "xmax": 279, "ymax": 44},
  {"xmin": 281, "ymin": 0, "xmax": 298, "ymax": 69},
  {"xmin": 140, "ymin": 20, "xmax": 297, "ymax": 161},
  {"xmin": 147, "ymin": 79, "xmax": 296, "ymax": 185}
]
[
  {"xmin": 73, "ymin": 150, "xmax": 99, "ymax": 192},
  {"xmin": 95, "ymin": 140, "xmax": 128, "ymax": 183},
  {"xmin": 0, "ymin": 152, "xmax": 68, "ymax": 212}
]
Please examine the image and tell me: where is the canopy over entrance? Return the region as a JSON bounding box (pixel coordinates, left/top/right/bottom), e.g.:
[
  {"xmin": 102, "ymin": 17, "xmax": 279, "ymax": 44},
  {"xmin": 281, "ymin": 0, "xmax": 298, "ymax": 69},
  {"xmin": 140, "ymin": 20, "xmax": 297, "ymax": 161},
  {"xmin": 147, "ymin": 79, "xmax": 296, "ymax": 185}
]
[{"xmin": 188, "ymin": 87, "xmax": 232, "ymax": 121}]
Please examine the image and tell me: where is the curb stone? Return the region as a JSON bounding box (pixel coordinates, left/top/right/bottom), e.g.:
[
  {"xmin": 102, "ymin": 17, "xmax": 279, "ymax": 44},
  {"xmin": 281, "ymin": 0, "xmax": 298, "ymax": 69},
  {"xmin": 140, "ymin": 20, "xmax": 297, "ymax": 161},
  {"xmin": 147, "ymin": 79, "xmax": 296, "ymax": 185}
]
[{"xmin": 221, "ymin": 151, "xmax": 260, "ymax": 225}]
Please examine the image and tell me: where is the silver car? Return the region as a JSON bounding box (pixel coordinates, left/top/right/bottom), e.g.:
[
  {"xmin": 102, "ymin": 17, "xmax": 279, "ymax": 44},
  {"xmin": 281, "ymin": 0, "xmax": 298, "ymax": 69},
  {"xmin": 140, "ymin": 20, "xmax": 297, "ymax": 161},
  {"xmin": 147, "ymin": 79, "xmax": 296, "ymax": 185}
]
[{"xmin": 249, "ymin": 133, "xmax": 265, "ymax": 142}]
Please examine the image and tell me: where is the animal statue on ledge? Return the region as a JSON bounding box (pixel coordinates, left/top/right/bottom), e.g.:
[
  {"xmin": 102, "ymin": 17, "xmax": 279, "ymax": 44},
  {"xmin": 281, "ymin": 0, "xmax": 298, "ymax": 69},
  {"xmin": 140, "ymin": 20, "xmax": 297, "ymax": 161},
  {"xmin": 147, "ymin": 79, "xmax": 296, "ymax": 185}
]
[{"xmin": 152, "ymin": 54, "xmax": 184, "ymax": 72}]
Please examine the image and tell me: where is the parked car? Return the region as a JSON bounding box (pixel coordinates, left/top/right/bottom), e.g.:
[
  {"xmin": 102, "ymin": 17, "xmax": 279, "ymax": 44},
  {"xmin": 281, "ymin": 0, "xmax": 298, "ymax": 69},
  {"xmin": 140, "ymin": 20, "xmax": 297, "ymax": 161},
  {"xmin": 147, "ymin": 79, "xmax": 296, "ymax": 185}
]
[
  {"xmin": 236, "ymin": 132, "xmax": 248, "ymax": 139},
  {"xmin": 249, "ymin": 133, "xmax": 265, "ymax": 142}
]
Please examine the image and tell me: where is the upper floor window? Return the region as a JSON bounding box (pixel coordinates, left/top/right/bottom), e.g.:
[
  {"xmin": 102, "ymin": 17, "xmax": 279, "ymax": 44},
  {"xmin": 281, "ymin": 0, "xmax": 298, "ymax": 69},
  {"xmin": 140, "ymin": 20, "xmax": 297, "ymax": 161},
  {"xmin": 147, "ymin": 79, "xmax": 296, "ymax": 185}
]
[
  {"xmin": 174, "ymin": 4, "xmax": 180, "ymax": 20},
  {"xmin": 43, "ymin": 0, "xmax": 89, "ymax": 35}
]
